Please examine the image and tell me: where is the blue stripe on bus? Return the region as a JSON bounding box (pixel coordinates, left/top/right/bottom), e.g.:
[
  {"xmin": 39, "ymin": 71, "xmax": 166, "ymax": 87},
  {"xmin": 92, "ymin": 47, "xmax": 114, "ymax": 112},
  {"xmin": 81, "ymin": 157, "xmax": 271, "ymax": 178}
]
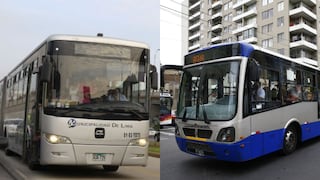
[{"xmin": 176, "ymin": 121, "xmax": 320, "ymax": 162}]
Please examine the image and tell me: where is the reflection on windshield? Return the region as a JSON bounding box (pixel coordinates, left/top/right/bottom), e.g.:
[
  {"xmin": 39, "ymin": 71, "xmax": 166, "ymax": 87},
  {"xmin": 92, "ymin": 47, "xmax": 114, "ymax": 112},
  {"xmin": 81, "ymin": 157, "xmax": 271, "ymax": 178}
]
[
  {"xmin": 177, "ymin": 61, "xmax": 239, "ymax": 121},
  {"xmin": 43, "ymin": 45, "xmax": 148, "ymax": 120}
]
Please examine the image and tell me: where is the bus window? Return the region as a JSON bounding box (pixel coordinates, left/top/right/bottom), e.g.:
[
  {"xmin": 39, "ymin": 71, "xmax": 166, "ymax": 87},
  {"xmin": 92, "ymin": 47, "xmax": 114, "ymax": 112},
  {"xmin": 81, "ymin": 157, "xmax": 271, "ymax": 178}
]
[
  {"xmin": 250, "ymin": 67, "xmax": 280, "ymax": 112},
  {"xmin": 303, "ymin": 71, "xmax": 315, "ymax": 101}
]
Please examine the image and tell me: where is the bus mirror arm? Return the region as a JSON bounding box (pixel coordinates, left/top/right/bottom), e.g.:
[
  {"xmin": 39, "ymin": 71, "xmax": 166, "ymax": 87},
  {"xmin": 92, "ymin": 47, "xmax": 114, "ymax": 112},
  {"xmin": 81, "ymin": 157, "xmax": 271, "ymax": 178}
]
[{"xmin": 40, "ymin": 57, "xmax": 52, "ymax": 83}]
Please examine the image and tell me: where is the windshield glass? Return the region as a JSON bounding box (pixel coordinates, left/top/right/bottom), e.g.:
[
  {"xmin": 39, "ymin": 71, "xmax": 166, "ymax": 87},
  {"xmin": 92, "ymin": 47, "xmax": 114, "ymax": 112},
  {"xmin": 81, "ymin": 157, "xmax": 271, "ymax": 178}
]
[
  {"xmin": 177, "ymin": 61, "xmax": 239, "ymax": 121},
  {"xmin": 43, "ymin": 41, "xmax": 148, "ymax": 120}
]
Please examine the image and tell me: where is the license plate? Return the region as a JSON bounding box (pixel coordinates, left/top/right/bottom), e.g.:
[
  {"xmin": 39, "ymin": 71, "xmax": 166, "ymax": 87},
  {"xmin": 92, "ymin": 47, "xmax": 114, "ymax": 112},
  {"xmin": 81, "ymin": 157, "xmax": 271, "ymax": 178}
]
[
  {"xmin": 86, "ymin": 153, "xmax": 113, "ymax": 164},
  {"xmin": 92, "ymin": 153, "xmax": 106, "ymax": 161},
  {"xmin": 186, "ymin": 141, "xmax": 214, "ymax": 156}
]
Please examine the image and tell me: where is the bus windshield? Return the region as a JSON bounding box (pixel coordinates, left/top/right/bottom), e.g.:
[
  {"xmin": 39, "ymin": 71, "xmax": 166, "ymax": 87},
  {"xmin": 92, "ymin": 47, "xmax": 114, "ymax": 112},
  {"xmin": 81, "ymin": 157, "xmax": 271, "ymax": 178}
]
[
  {"xmin": 43, "ymin": 41, "xmax": 148, "ymax": 120},
  {"xmin": 177, "ymin": 61, "xmax": 239, "ymax": 121}
]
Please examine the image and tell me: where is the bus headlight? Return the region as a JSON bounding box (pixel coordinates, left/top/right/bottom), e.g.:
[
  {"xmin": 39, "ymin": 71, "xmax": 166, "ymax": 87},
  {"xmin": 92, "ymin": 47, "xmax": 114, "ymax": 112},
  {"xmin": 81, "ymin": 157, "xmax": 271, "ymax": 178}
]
[
  {"xmin": 129, "ymin": 138, "xmax": 148, "ymax": 147},
  {"xmin": 44, "ymin": 133, "xmax": 72, "ymax": 144},
  {"xmin": 217, "ymin": 127, "xmax": 235, "ymax": 142}
]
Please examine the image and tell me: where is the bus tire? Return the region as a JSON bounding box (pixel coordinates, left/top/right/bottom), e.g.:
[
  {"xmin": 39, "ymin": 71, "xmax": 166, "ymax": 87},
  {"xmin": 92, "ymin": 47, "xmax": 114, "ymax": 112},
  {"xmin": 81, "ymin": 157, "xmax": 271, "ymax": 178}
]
[
  {"xmin": 102, "ymin": 165, "xmax": 119, "ymax": 172},
  {"xmin": 282, "ymin": 125, "xmax": 298, "ymax": 155}
]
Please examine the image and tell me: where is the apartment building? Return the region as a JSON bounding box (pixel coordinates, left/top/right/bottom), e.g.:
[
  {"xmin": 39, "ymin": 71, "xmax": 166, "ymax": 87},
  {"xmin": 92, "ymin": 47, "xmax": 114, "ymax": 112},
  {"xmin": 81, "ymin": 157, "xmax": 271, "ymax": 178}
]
[{"xmin": 187, "ymin": 0, "xmax": 320, "ymax": 66}]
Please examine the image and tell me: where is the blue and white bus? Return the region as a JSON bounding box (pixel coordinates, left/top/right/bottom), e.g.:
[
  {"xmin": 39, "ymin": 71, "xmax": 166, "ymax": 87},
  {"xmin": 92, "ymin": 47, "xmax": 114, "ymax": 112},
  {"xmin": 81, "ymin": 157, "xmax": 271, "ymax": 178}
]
[
  {"xmin": 0, "ymin": 34, "xmax": 158, "ymax": 171},
  {"xmin": 175, "ymin": 42, "xmax": 320, "ymax": 161}
]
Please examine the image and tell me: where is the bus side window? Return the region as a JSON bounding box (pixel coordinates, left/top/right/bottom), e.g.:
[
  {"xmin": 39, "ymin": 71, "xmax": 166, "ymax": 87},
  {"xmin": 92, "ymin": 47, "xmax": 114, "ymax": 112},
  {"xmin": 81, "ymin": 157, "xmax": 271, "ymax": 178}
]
[{"xmin": 302, "ymin": 71, "xmax": 315, "ymax": 101}]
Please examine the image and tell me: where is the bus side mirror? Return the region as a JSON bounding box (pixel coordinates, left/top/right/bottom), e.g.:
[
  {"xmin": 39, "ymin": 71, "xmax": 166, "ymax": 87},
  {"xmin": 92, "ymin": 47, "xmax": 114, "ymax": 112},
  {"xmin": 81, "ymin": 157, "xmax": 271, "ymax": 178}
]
[
  {"xmin": 40, "ymin": 57, "xmax": 52, "ymax": 83},
  {"xmin": 150, "ymin": 64, "xmax": 158, "ymax": 90},
  {"xmin": 248, "ymin": 59, "xmax": 259, "ymax": 81},
  {"xmin": 151, "ymin": 71, "xmax": 158, "ymax": 90}
]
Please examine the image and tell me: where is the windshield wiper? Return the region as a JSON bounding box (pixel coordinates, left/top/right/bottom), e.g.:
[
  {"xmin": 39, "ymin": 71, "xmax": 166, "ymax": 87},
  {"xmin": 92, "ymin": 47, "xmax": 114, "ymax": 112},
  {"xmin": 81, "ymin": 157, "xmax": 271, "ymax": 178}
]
[
  {"xmin": 201, "ymin": 104, "xmax": 210, "ymax": 124},
  {"xmin": 182, "ymin": 109, "xmax": 187, "ymax": 122}
]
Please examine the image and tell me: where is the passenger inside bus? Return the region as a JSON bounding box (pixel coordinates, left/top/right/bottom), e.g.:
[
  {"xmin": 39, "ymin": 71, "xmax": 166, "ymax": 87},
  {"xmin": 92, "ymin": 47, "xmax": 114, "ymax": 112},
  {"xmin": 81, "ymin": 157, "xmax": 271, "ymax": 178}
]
[
  {"xmin": 107, "ymin": 88, "xmax": 127, "ymax": 101},
  {"xmin": 252, "ymin": 82, "xmax": 265, "ymax": 101},
  {"xmin": 82, "ymin": 86, "xmax": 91, "ymax": 104},
  {"xmin": 287, "ymin": 84, "xmax": 302, "ymax": 103}
]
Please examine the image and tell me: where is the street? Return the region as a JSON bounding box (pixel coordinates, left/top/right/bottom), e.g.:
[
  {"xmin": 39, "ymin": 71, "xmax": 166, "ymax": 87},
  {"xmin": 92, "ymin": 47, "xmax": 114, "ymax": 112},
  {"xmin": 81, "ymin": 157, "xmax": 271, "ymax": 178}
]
[
  {"xmin": 160, "ymin": 126, "xmax": 320, "ymax": 180},
  {"xmin": 0, "ymin": 149, "xmax": 159, "ymax": 180},
  {"xmin": 0, "ymin": 164, "xmax": 14, "ymax": 180}
]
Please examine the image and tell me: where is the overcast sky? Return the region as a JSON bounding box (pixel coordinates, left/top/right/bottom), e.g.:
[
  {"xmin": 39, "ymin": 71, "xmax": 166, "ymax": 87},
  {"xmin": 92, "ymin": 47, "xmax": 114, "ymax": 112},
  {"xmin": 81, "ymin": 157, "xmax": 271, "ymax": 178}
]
[
  {"xmin": 0, "ymin": 0, "xmax": 159, "ymax": 78},
  {"xmin": 160, "ymin": 0, "xmax": 185, "ymax": 66}
]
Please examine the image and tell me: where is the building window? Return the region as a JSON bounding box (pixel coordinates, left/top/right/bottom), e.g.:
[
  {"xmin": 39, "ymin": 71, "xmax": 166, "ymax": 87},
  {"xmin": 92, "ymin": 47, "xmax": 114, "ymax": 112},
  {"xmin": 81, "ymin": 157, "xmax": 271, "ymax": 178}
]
[
  {"xmin": 277, "ymin": 33, "xmax": 284, "ymax": 43},
  {"xmin": 262, "ymin": 0, "xmax": 273, "ymax": 6},
  {"xmin": 262, "ymin": 9, "xmax": 273, "ymax": 20},
  {"xmin": 262, "ymin": 23, "xmax": 273, "ymax": 33},
  {"xmin": 277, "ymin": 17, "xmax": 284, "ymax": 27},
  {"xmin": 278, "ymin": 1, "xmax": 284, "ymax": 11},
  {"xmin": 262, "ymin": 38, "xmax": 273, "ymax": 48},
  {"xmin": 223, "ymin": 1, "xmax": 232, "ymax": 11}
]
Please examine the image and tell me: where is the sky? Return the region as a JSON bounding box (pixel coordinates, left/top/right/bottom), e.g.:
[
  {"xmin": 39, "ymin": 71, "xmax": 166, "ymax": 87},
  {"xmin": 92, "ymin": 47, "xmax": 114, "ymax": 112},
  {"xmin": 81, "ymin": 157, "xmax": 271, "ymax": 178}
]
[
  {"xmin": 160, "ymin": 0, "xmax": 185, "ymax": 66},
  {"xmin": 0, "ymin": 0, "xmax": 160, "ymax": 78}
]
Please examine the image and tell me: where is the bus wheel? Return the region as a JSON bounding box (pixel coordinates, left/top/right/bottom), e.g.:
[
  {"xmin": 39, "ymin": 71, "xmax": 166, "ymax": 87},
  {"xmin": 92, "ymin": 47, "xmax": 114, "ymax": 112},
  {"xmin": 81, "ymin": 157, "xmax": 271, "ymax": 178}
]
[
  {"xmin": 282, "ymin": 125, "xmax": 298, "ymax": 155},
  {"xmin": 102, "ymin": 165, "xmax": 119, "ymax": 172}
]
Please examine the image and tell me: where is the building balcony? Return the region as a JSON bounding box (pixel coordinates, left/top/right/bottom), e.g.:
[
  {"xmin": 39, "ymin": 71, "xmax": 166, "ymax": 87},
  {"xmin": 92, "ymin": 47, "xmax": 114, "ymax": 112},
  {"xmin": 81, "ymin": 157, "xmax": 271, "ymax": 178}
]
[
  {"xmin": 211, "ymin": 24, "xmax": 223, "ymax": 32},
  {"xmin": 189, "ymin": 0, "xmax": 201, "ymax": 11},
  {"xmin": 232, "ymin": 23, "xmax": 257, "ymax": 35},
  {"xmin": 233, "ymin": 0, "xmax": 256, "ymax": 9},
  {"xmin": 289, "ymin": 22, "xmax": 317, "ymax": 36},
  {"xmin": 290, "ymin": 39, "xmax": 317, "ymax": 51},
  {"xmin": 189, "ymin": 11, "xmax": 201, "ymax": 20},
  {"xmin": 240, "ymin": 37, "xmax": 257, "ymax": 44},
  {"xmin": 211, "ymin": 1, "xmax": 223, "ymax": 10},
  {"xmin": 211, "ymin": 36, "xmax": 222, "ymax": 43},
  {"xmin": 211, "ymin": 12, "xmax": 222, "ymax": 20},
  {"xmin": 189, "ymin": 21, "xmax": 201, "ymax": 30},
  {"xmin": 298, "ymin": 0, "xmax": 316, "ymax": 6},
  {"xmin": 289, "ymin": 5, "xmax": 316, "ymax": 21},
  {"xmin": 189, "ymin": 32, "xmax": 201, "ymax": 41},
  {"xmin": 294, "ymin": 57, "xmax": 318, "ymax": 66},
  {"xmin": 188, "ymin": 43, "xmax": 201, "ymax": 51},
  {"xmin": 233, "ymin": 8, "xmax": 257, "ymax": 22}
]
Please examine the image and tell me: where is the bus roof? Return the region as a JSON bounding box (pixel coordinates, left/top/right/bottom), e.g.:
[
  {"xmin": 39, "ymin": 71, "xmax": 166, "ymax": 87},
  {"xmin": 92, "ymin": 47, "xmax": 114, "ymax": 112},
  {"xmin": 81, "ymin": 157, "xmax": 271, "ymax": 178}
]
[
  {"xmin": 46, "ymin": 34, "xmax": 149, "ymax": 49},
  {"xmin": 186, "ymin": 42, "xmax": 319, "ymax": 71}
]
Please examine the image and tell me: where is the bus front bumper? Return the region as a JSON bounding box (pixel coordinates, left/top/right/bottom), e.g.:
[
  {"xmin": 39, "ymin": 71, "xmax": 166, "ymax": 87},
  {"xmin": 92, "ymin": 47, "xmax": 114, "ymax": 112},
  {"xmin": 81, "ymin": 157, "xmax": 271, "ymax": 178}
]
[{"xmin": 40, "ymin": 140, "xmax": 148, "ymax": 166}]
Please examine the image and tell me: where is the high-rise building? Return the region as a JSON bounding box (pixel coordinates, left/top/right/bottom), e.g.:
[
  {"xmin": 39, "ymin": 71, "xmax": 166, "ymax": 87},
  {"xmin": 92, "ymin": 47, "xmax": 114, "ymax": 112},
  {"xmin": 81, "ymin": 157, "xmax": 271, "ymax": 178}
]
[{"xmin": 187, "ymin": 0, "xmax": 319, "ymax": 66}]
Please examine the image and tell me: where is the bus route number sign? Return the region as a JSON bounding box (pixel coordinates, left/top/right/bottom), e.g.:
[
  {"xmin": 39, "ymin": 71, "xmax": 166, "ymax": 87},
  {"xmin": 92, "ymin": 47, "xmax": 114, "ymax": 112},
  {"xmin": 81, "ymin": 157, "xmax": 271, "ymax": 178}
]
[{"xmin": 192, "ymin": 54, "xmax": 205, "ymax": 64}]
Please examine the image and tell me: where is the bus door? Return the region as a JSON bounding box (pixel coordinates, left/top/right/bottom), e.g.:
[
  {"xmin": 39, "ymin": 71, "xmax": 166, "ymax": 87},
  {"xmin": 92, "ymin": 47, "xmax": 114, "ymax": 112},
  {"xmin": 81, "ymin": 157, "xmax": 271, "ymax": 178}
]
[{"xmin": 23, "ymin": 64, "xmax": 40, "ymax": 166}]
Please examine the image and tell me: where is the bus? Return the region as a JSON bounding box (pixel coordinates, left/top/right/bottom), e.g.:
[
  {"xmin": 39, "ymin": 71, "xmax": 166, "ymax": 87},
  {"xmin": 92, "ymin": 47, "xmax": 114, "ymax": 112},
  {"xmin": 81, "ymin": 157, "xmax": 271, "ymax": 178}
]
[
  {"xmin": 0, "ymin": 34, "xmax": 158, "ymax": 171},
  {"xmin": 175, "ymin": 42, "xmax": 320, "ymax": 162},
  {"xmin": 160, "ymin": 92, "xmax": 174, "ymax": 126},
  {"xmin": 160, "ymin": 65, "xmax": 182, "ymax": 127}
]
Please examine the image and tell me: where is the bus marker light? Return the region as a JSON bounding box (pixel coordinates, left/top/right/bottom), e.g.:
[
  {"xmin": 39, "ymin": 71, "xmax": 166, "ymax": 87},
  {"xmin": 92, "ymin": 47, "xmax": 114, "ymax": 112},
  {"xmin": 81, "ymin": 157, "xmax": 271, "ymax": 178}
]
[{"xmin": 251, "ymin": 131, "xmax": 261, "ymax": 135}]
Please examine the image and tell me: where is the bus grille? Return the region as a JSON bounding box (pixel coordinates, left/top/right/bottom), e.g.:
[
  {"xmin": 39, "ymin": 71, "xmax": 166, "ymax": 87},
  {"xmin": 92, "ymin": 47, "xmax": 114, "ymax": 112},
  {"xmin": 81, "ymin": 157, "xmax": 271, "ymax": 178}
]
[{"xmin": 183, "ymin": 128, "xmax": 212, "ymax": 139}]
